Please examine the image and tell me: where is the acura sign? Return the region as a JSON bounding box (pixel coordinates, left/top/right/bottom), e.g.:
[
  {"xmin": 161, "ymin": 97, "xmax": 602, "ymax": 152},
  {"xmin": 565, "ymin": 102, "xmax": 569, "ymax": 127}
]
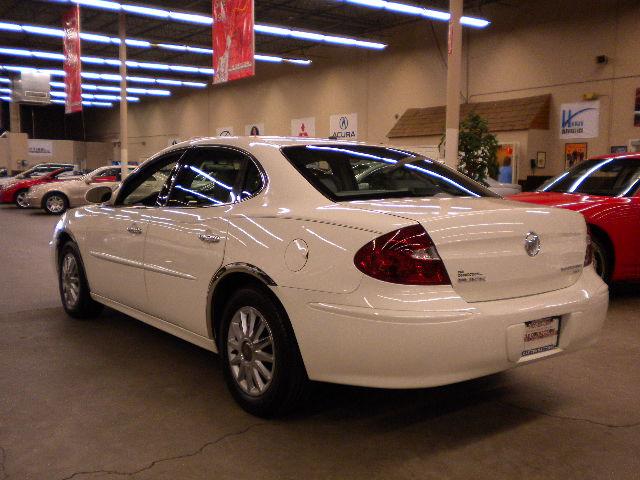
[{"xmin": 330, "ymin": 113, "xmax": 358, "ymax": 139}]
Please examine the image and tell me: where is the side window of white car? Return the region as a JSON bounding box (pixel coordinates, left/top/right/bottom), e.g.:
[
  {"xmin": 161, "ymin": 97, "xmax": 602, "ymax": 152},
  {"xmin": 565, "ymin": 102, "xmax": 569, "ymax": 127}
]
[
  {"xmin": 117, "ymin": 151, "xmax": 183, "ymax": 207},
  {"xmin": 167, "ymin": 147, "xmax": 248, "ymax": 207}
]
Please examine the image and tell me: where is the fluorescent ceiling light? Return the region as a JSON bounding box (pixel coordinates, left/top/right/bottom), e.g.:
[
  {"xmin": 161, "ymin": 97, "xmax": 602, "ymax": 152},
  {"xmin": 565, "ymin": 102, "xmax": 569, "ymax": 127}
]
[
  {"xmin": 0, "ymin": 95, "xmax": 11, "ymax": 101},
  {"xmin": 50, "ymin": 81, "xmax": 169, "ymax": 95},
  {"xmin": 337, "ymin": 0, "xmax": 490, "ymax": 28},
  {"xmin": 47, "ymin": 0, "xmax": 386, "ymax": 49},
  {"xmin": 0, "ymin": 21, "xmax": 314, "ymax": 65},
  {"xmin": 0, "ymin": 64, "xmax": 205, "ymax": 89},
  {"xmin": 0, "ymin": 46, "xmax": 213, "ymax": 75},
  {"xmin": 254, "ymin": 24, "xmax": 385, "ymax": 49}
]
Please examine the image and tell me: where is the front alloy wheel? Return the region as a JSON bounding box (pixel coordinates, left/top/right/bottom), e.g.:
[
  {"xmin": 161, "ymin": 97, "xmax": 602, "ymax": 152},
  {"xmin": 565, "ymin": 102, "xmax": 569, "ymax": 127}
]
[
  {"xmin": 45, "ymin": 194, "xmax": 68, "ymax": 214},
  {"xmin": 61, "ymin": 253, "xmax": 81, "ymax": 310},
  {"xmin": 15, "ymin": 190, "xmax": 28, "ymax": 208},
  {"xmin": 227, "ymin": 306, "xmax": 275, "ymax": 396},
  {"xmin": 58, "ymin": 242, "xmax": 103, "ymax": 318}
]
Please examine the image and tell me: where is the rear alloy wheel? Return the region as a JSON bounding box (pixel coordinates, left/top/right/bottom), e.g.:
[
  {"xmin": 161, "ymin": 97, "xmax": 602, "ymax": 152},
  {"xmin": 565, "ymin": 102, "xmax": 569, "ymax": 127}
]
[
  {"xmin": 58, "ymin": 242, "xmax": 103, "ymax": 318},
  {"xmin": 44, "ymin": 193, "xmax": 69, "ymax": 215},
  {"xmin": 14, "ymin": 189, "xmax": 29, "ymax": 208},
  {"xmin": 220, "ymin": 287, "xmax": 308, "ymax": 417},
  {"xmin": 591, "ymin": 236, "xmax": 611, "ymax": 283}
]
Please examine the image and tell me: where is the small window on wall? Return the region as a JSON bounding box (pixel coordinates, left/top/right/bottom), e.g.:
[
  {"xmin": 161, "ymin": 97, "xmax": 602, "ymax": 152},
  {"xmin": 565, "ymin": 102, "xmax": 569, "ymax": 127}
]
[{"xmin": 168, "ymin": 147, "xmax": 246, "ymax": 207}]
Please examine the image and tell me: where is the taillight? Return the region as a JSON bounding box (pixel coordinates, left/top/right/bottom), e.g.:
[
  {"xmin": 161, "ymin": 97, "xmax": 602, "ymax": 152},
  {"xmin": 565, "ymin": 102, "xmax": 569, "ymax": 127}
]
[
  {"xmin": 354, "ymin": 225, "xmax": 451, "ymax": 285},
  {"xmin": 584, "ymin": 232, "xmax": 593, "ymax": 267}
]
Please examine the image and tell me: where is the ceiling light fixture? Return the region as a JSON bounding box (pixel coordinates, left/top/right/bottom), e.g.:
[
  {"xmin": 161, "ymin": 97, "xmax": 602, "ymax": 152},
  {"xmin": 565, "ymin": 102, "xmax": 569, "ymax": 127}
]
[
  {"xmin": 337, "ymin": 0, "xmax": 490, "ymax": 28},
  {"xmin": 0, "ymin": 64, "xmax": 203, "ymax": 89},
  {"xmin": 46, "ymin": 0, "xmax": 387, "ymax": 49},
  {"xmin": 0, "ymin": 21, "xmax": 313, "ymax": 65},
  {"xmin": 0, "ymin": 46, "xmax": 214, "ymax": 75}
]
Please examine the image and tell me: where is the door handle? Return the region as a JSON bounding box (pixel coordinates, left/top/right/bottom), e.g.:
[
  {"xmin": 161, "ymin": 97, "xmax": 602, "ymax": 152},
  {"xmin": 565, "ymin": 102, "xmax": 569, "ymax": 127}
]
[
  {"xmin": 198, "ymin": 233, "xmax": 221, "ymax": 243},
  {"xmin": 127, "ymin": 223, "xmax": 143, "ymax": 235}
]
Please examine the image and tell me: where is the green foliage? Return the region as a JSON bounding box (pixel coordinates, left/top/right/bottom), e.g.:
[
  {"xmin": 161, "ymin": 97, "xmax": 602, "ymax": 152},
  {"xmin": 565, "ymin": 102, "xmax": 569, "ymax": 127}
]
[{"xmin": 442, "ymin": 112, "xmax": 499, "ymax": 185}]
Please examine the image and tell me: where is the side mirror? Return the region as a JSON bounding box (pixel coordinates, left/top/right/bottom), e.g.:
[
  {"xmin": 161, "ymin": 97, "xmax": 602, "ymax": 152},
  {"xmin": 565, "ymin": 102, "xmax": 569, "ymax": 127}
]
[{"xmin": 85, "ymin": 185, "xmax": 112, "ymax": 204}]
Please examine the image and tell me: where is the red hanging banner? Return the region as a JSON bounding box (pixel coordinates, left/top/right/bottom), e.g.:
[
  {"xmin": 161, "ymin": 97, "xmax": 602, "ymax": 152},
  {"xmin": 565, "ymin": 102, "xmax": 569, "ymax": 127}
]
[
  {"xmin": 62, "ymin": 6, "xmax": 82, "ymax": 114},
  {"xmin": 212, "ymin": 0, "xmax": 255, "ymax": 84}
]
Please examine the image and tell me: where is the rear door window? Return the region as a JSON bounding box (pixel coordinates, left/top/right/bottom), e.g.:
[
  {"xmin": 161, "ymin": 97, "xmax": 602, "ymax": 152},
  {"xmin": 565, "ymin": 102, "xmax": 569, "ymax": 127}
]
[{"xmin": 167, "ymin": 147, "xmax": 248, "ymax": 207}]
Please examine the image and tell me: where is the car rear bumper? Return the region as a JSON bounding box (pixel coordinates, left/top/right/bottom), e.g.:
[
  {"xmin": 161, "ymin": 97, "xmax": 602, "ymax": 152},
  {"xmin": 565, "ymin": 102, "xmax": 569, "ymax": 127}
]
[{"xmin": 276, "ymin": 267, "xmax": 608, "ymax": 388}]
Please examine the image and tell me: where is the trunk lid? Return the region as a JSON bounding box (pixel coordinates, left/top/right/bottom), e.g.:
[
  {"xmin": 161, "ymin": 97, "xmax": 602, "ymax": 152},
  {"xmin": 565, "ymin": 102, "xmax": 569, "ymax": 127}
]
[{"xmin": 348, "ymin": 197, "xmax": 587, "ymax": 302}]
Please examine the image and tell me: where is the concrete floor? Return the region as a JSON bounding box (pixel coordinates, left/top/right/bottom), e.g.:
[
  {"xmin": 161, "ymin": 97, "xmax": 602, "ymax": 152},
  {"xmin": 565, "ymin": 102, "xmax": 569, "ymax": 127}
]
[{"xmin": 1, "ymin": 204, "xmax": 639, "ymax": 480}]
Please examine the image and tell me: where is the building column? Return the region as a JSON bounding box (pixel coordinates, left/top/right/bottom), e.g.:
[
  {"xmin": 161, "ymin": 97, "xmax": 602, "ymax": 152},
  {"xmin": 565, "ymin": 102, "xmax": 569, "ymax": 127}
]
[{"xmin": 444, "ymin": 0, "xmax": 463, "ymax": 169}]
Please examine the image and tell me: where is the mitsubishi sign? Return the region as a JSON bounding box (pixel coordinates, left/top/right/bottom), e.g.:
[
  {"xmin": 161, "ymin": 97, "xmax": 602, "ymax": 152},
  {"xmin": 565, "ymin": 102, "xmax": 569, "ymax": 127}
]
[{"xmin": 330, "ymin": 113, "xmax": 358, "ymax": 139}]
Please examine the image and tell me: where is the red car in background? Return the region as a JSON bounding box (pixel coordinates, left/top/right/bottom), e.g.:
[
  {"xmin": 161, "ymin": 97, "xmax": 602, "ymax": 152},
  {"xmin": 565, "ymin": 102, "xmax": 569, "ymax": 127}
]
[
  {"xmin": 0, "ymin": 167, "xmax": 80, "ymax": 208},
  {"xmin": 510, "ymin": 153, "xmax": 640, "ymax": 282}
]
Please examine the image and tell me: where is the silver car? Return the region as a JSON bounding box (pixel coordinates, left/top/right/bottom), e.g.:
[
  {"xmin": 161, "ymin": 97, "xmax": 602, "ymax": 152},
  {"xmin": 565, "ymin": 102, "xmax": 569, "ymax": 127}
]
[{"xmin": 26, "ymin": 166, "xmax": 133, "ymax": 214}]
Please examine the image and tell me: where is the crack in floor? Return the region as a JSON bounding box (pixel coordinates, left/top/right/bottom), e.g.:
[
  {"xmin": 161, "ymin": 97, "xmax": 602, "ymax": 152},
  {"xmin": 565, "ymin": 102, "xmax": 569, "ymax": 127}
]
[
  {"xmin": 498, "ymin": 401, "xmax": 640, "ymax": 428},
  {"xmin": 58, "ymin": 422, "xmax": 267, "ymax": 480}
]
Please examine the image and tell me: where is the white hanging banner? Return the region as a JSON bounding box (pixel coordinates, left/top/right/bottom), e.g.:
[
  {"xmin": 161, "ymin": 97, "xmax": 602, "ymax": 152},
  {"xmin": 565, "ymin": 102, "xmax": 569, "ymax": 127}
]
[
  {"xmin": 329, "ymin": 113, "xmax": 358, "ymax": 139},
  {"xmin": 559, "ymin": 101, "xmax": 600, "ymax": 139}
]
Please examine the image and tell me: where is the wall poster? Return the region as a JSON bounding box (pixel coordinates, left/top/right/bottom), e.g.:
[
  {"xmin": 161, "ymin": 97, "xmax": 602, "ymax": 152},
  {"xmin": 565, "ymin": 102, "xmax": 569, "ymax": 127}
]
[
  {"xmin": 215, "ymin": 126, "xmax": 234, "ymax": 136},
  {"xmin": 291, "ymin": 117, "xmax": 315, "ymax": 137},
  {"xmin": 212, "ymin": 0, "xmax": 255, "ymax": 84},
  {"xmin": 329, "ymin": 113, "xmax": 358, "ymax": 139},
  {"xmin": 635, "ymin": 88, "xmax": 640, "ymax": 127},
  {"xmin": 494, "ymin": 143, "xmax": 517, "ymax": 184},
  {"xmin": 559, "ymin": 101, "xmax": 600, "ymax": 139},
  {"xmin": 565, "ymin": 143, "xmax": 588, "ymax": 169},
  {"xmin": 244, "ymin": 123, "xmax": 264, "ymax": 135},
  {"xmin": 28, "ymin": 139, "xmax": 53, "ymax": 157}
]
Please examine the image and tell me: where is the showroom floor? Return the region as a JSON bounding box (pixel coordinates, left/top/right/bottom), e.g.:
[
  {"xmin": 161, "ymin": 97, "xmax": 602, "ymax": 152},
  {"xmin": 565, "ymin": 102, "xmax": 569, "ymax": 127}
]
[{"xmin": 1, "ymin": 205, "xmax": 639, "ymax": 480}]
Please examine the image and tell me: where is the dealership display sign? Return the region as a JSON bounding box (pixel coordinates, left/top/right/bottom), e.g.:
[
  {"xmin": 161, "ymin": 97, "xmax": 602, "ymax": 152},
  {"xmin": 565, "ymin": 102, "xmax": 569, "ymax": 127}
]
[
  {"xmin": 212, "ymin": 0, "xmax": 255, "ymax": 84},
  {"xmin": 215, "ymin": 126, "xmax": 234, "ymax": 136},
  {"xmin": 62, "ymin": 5, "xmax": 82, "ymax": 114},
  {"xmin": 244, "ymin": 123, "xmax": 264, "ymax": 135},
  {"xmin": 559, "ymin": 101, "xmax": 599, "ymax": 139},
  {"xmin": 28, "ymin": 140, "xmax": 53, "ymax": 157},
  {"xmin": 329, "ymin": 113, "xmax": 358, "ymax": 139},
  {"xmin": 291, "ymin": 117, "xmax": 315, "ymax": 137}
]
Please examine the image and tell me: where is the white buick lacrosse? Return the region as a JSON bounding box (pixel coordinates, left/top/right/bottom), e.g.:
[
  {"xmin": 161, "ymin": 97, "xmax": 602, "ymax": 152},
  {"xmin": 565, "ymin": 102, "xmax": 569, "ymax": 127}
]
[{"xmin": 52, "ymin": 137, "xmax": 608, "ymax": 416}]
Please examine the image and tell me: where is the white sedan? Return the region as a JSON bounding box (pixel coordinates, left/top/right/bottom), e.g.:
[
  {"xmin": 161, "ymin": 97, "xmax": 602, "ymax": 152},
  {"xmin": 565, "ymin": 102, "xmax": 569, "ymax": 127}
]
[{"xmin": 51, "ymin": 137, "xmax": 608, "ymax": 417}]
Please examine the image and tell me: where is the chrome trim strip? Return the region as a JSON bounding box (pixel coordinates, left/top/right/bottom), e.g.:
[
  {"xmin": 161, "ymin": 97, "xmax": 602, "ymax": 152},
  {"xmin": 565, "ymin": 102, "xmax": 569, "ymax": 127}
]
[
  {"xmin": 89, "ymin": 250, "xmax": 144, "ymax": 270},
  {"xmin": 144, "ymin": 262, "xmax": 196, "ymax": 280},
  {"xmin": 89, "ymin": 251, "xmax": 196, "ymax": 280}
]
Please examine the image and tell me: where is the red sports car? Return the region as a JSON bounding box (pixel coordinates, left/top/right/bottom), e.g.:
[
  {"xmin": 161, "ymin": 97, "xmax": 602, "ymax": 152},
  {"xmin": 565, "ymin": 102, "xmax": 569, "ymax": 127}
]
[
  {"xmin": 510, "ymin": 153, "xmax": 640, "ymax": 282},
  {"xmin": 0, "ymin": 167, "xmax": 80, "ymax": 208}
]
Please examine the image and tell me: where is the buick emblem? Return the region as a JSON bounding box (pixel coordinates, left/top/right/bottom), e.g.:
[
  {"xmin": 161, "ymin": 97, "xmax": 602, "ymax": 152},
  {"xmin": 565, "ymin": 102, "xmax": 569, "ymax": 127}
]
[{"xmin": 524, "ymin": 232, "xmax": 541, "ymax": 257}]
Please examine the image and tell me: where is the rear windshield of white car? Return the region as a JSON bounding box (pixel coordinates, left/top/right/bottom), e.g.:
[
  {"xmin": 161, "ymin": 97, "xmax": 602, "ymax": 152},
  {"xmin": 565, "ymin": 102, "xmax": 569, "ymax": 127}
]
[
  {"xmin": 539, "ymin": 157, "xmax": 640, "ymax": 197},
  {"xmin": 281, "ymin": 145, "xmax": 496, "ymax": 201}
]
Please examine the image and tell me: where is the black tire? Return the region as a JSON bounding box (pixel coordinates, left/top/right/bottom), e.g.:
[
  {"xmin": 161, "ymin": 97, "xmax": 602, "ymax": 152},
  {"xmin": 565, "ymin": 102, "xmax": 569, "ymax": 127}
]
[
  {"xmin": 43, "ymin": 192, "xmax": 69, "ymax": 215},
  {"xmin": 14, "ymin": 189, "xmax": 29, "ymax": 208},
  {"xmin": 220, "ymin": 287, "xmax": 308, "ymax": 417},
  {"xmin": 58, "ymin": 241, "xmax": 103, "ymax": 319},
  {"xmin": 591, "ymin": 235, "xmax": 612, "ymax": 283}
]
